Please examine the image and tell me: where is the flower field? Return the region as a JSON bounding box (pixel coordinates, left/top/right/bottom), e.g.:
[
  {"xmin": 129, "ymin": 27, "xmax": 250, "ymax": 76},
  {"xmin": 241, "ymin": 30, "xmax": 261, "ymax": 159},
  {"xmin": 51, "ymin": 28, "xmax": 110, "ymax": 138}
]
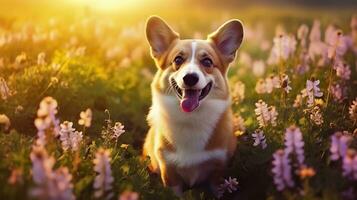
[{"xmin": 0, "ymin": 1, "xmax": 357, "ymax": 200}]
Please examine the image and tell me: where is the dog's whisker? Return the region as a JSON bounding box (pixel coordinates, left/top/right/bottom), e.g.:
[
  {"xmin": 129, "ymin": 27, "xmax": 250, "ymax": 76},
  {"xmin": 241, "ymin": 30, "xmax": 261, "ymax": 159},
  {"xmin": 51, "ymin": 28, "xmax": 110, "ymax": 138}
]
[{"xmin": 166, "ymin": 85, "xmax": 173, "ymax": 94}]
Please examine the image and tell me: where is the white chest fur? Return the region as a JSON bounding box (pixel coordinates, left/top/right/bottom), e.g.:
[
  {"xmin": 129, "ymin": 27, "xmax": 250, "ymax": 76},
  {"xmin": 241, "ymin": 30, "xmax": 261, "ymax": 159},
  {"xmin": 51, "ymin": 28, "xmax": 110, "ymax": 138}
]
[{"xmin": 148, "ymin": 92, "xmax": 229, "ymax": 167}]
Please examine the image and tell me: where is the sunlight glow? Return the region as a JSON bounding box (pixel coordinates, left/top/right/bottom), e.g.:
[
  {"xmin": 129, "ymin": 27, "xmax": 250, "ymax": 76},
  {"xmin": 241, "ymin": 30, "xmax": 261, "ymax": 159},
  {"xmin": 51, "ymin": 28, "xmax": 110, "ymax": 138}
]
[{"xmin": 70, "ymin": 0, "xmax": 151, "ymax": 11}]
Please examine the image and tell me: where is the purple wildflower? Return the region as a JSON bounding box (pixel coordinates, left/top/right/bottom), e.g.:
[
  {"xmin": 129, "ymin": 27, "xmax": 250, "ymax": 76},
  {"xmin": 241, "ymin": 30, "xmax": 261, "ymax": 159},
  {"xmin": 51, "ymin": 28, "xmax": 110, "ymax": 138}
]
[
  {"xmin": 326, "ymin": 29, "xmax": 349, "ymax": 60},
  {"xmin": 30, "ymin": 146, "xmax": 54, "ymax": 185},
  {"xmin": 93, "ymin": 148, "xmax": 114, "ymax": 199},
  {"xmin": 297, "ymin": 24, "xmax": 309, "ymax": 48},
  {"xmin": 255, "ymin": 100, "xmax": 278, "ymax": 127},
  {"xmin": 272, "ymin": 149, "xmax": 295, "ymax": 191},
  {"xmin": 29, "ymin": 146, "xmax": 74, "ymax": 200},
  {"xmin": 284, "ymin": 126, "xmax": 305, "ymax": 166},
  {"xmin": 308, "ymin": 20, "xmax": 329, "ymax": 66},
  {"xmin": 59, "ymin": 121, "xmax": 83, "ymax": 152},
  {"xmin": 296, "ymin": 50, "xmax": 310, "ymax": 74},
  {"xmin": 112, "ymin": 122, "xmax": 125, "ymax": 140},
  {"xmin": 334, "ymin": 61, "xmax": 351, "ymax": 80},
  {"xmin": 342, "ymin": 149, "xmax": 357, "ymax": 180},
  {"xmin": 306, "ymin": 79, "xmax": 323, "ymax": 107},
  {"xmin": 252, "ymin": 129, "xmax": 267, "ymax": 149},
  {"xmin": 217, "ymin": 177, "xmax": 239, "ymax": 198},
  {"xmin": 330, "ymin": 132, "xmax": 351, "ymax": 161},
  {"xmin": 329, "ymin": 84, "xmax": 347, "ymax": 103},
  {"xmin": 268, "ymin": 34, "xmax": 297, "ymax": 65},
  {"xmin": 34, "ymin": 97, "xmax": 60, "ymax": 146}
]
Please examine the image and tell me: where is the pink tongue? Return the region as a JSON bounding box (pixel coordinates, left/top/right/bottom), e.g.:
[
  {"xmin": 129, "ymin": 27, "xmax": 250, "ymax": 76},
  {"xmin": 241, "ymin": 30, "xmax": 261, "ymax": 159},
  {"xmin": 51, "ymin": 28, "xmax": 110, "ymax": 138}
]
[{"xmin": 180, "ymin": 89, "xmax": 200, "ymax": 112}]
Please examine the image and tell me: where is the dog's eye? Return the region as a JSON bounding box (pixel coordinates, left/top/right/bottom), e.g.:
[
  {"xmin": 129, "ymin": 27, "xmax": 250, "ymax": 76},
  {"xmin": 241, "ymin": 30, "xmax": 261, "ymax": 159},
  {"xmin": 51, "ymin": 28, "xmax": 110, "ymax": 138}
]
[
  {"xmin": 173, "ymin": 56, "xmax": 184, "ymax": 66},
  {"xmin": 201, "ymin": 58, "xmax": 213, "ymax": 68}
]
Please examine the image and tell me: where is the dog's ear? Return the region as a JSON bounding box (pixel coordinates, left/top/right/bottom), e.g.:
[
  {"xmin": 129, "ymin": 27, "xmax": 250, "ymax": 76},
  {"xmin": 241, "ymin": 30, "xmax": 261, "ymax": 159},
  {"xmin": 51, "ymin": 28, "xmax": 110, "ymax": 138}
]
[
  {"xmin": 208, "ymin": 19, "xmax": 244, "ymax": 64},
  {"xmin": 146, "ymin": 16, "xmax": 179, "ymax": 59}
]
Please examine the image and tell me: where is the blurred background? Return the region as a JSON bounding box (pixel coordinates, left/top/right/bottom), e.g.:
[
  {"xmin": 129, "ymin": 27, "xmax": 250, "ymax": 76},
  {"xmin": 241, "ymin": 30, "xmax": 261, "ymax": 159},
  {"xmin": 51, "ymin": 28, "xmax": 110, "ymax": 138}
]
[
  {"xmin": 1, "ymin": 1, "xmax": 357, "ymax": 199},
  {"xmin": 0, "ymin": 0, "xmax": 356, "ymax": 141}
]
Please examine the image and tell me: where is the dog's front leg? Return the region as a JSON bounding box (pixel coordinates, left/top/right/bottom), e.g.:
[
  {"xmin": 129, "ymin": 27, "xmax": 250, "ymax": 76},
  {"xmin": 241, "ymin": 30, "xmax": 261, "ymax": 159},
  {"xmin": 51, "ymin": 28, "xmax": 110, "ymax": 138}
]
[{"xmin": 155, "ymin": 148, "xmax": 184, "ymax": 196}]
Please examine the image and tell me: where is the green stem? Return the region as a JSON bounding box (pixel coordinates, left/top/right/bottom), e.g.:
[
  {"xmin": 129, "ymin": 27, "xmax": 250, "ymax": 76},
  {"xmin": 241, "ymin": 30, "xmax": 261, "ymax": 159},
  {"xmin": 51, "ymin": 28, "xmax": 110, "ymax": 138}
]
[{"xmin": 325, "ymin": 58, "xmax": 335, "ymax": 108}]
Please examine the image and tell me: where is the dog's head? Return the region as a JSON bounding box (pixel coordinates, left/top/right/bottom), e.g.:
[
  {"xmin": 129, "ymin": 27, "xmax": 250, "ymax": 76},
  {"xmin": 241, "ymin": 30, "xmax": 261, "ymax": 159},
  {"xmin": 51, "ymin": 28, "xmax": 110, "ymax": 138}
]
[{"xmin": 146, "ymin": 16, "xmax": 243, "ymax": 112}]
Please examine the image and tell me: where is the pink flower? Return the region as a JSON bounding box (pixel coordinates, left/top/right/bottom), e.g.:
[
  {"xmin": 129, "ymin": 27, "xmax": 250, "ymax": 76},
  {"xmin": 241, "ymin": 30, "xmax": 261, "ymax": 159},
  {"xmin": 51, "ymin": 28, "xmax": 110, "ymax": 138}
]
[
  {"xmin": 326, "ymin": 29, "xmax": 349, "ymax": 60},
  {"xmin": 308, "ymin": 41, "xmax": 328, "ymax": 66},
  {"xmin": 217, "ymin": 177, "xmax": 239, "ymax": 198},
  {"xmin": 59, "ymin": 121, "xmax": 83, "ymax": 152},
  {"xmin": 308, "ymin": 21, "xmax": 330, "ymax": 66},
  {"xmin": 309, "ymin": 20, "xmax": 321, "ymax": 42},
  {"xmin": 30, "ymin": 146, "xmax": 54, "ymax": 185},
  {"xmin": 34, "ymin": 97, "xmax": 60, "ymax": 146},
  {"xmin": 93, "ymin": 148, "xmax": 114, "ymax": 199},
  {"xmin": 329, "ymin": 84, "xmax": 347, "ymax": 103},
  {"xmin": 272, "ymin": 149, "xmax": 294, "ymax": 191},
  {"xmin": 296, "ymin": 51, "xmax": 310, "ymax": 74},
  {"xmin": 342, "ymin": 149, "xmax": 357, "ymax": 180},
  {"xmin": 255, "ymin": 75, "xmax": 280, "ymax": 94},
  {"xmin": 297, "ymin": 24, "xmax": 309, "ymax": 48},
  {"xmin": 325, "ymin": 25, "xmax": 337, "ymax": 44},
  {"xmin": 112, "ymin": 122, "xmax": 125, "ymax": 140},
  {"xmin": 255, "ymin": 100, "xmax": 278, "ymax": 127},
  {"xmin": 252, "ymin": 129, "xmax": 267, "ymax": 149},
  {"xmin": 222, "ymin": 177, "xmax": 238, "ymax": 193},
  {"xmin": 306, "ymin": 79, "xmax": 323, "ymax": 107},
  {"xmin": 268, "ymin": 34, "xmax": 297, "ymax": 64},
  {"xmin": 284, "ymin": 126, "xmax": 305, "ymax": 166},
  {"xmin": 330, "ymin": 132, "xmax": 351, "ymax": 161},
  {"xmin": 333, "ymin": 61, "xmax": 351, "ymax": 80},
  {"xmin": 29, "ymin": 146, "xmax": 74, "ymax": 200}
]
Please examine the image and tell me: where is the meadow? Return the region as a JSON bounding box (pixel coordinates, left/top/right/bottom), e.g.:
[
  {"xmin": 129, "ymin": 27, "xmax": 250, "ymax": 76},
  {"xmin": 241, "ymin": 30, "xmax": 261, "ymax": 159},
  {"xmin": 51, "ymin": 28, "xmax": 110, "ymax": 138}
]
[{"xmin": 0, "ymin": 2, "xmax": 357, "ymax": 200}]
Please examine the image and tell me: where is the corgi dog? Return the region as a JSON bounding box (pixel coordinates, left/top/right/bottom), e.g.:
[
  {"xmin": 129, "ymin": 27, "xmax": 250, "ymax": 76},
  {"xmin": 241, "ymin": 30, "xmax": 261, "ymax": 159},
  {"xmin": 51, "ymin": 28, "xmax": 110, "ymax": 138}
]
[{"xmin": 143, "ymin": 16, "xmax": 243, "ymax": 195}]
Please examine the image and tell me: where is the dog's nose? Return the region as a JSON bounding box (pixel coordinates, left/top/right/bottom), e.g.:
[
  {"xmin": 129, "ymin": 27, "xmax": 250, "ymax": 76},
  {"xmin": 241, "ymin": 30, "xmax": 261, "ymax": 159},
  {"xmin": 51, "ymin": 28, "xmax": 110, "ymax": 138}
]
[{"xmin": 183, "ymin": 73, "xmax": 199, "ymax": 87}]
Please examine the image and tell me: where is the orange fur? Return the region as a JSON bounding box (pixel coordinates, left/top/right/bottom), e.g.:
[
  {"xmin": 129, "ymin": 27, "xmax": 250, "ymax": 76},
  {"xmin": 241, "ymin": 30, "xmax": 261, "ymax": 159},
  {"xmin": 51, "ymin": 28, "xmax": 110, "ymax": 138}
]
[{"xmin": 143, "ymin": 16, "xmax": 243, "ymax": 195}]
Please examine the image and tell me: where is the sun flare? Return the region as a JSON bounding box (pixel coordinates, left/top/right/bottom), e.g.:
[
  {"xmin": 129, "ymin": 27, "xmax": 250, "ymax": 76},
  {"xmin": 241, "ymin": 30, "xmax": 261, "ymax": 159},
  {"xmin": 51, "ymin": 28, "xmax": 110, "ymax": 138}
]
[
  {"xmin": 70, "ymin": 0, "xmax": 150, "ymax": 10},
  {"xmin": 0, "ymin": 0, "xmax": 357, "ymax": 199}
]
